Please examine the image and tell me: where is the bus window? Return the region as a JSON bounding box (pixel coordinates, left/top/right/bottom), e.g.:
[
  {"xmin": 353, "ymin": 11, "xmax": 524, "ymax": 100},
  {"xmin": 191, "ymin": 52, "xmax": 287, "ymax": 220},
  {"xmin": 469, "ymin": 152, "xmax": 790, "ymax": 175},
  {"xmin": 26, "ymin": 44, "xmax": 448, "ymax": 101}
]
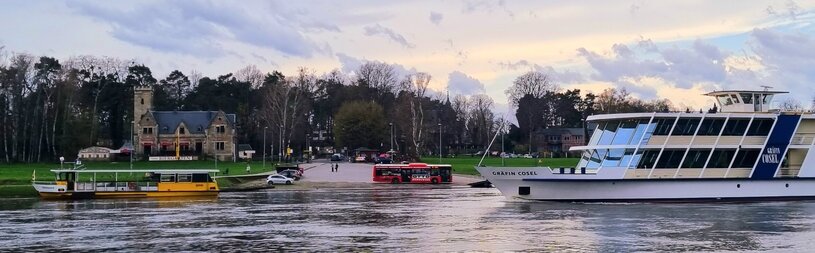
[{"xmin": 160, "ymin": 174, "xmax": 176, "ymax": 182}]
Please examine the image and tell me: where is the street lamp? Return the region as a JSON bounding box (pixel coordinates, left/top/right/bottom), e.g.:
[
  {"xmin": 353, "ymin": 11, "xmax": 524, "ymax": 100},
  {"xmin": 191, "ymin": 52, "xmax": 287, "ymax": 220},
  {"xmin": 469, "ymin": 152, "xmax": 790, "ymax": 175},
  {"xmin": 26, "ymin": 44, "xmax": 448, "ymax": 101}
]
[
  {"xmin": 130, "ymin": 120, "xmax": 134, "ymax": 170},
  {"xmin": 59, "ymin": 156, "xmax": 64, "ymax": 170},
  {"xmin": 438, "ymin": 123, "xmax": 442, "ymax": 164},
  {"xmin": 389, "ymin": 122, "xmax": 394, "ymax": 152},
  {"xmin": 263, "ymin": 126, "xmax": 267, "ymax": 170}
]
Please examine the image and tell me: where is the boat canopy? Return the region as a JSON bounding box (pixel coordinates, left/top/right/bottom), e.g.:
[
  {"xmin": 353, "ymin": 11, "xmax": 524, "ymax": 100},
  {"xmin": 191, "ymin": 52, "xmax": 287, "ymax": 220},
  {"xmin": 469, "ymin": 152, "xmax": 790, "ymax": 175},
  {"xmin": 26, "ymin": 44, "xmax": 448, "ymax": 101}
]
[{"xmin": 704, "ymin": 90, "xmax": 788, "ymax": 113}]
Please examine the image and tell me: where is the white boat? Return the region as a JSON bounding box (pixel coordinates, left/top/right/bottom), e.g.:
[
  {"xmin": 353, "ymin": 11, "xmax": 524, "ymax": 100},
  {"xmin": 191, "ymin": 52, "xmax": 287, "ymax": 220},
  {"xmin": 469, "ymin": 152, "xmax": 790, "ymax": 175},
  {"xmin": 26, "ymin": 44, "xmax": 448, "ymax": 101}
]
[{"xmin": 478, "ymin": 89, "xmax": 815, "ymax": 201}]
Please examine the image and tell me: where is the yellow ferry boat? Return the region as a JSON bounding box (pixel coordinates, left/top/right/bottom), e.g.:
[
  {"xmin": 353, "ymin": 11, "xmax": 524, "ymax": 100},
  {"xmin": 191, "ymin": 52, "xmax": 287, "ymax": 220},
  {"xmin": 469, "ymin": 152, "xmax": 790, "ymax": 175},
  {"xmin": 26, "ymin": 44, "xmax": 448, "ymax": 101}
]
[{"xmin": 32, "ymin": 169, "xmax": 220, "ymax": 199}]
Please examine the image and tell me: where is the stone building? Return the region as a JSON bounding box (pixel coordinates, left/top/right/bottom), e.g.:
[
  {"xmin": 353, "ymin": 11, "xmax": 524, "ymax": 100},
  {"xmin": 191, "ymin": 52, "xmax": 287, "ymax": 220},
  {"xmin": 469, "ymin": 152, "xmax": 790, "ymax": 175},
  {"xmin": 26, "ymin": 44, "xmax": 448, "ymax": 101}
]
[
  {"xmin": 535, "ymin": 128, "xmax": 585, "ymax": 157},
  {"xmin": 133, "ymin": 86, "xmax": 237, "ymax": 161}
]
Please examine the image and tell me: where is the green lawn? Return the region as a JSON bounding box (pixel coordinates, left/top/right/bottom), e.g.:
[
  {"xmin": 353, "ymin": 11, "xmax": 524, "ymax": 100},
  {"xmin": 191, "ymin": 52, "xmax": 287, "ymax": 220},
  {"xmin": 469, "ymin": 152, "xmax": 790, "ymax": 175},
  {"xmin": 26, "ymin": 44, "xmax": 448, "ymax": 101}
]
[
  {"xmin": 0, "ymin": 160, "xmax": 277, "ymax": 186},
  {"xmin": 420, "ymin": 156, "xmax": 580, "ymax": 175}
]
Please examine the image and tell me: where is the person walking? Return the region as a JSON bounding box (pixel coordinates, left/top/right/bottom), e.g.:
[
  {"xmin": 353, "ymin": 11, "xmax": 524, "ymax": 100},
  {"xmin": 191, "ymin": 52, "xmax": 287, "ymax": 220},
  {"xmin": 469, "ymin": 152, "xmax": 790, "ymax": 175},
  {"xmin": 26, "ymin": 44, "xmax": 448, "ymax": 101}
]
[{"xmin": 335, "ymin": 163, "xmax": 339, "ymax": 172}]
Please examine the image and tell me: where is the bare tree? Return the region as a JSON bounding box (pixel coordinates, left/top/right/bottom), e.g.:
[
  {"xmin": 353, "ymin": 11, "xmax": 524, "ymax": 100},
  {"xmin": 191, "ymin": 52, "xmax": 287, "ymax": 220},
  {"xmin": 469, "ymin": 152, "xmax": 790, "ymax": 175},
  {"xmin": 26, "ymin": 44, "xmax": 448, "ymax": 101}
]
[
  {"xmin": 399, "ymin": 72, "xmax": 431, "ymax": 159},
  {"xmin": 780, "ymin": 97, "xmax": 803, "ymax": 111},
  {"xmin": 261, "ymin": 67, "xmax": 317, "ymax": 160},
  {"xmin": 468, "ymin": 94, "xmax": 494, "ymax": 148},
  {"xmin": 235, "ymin": 65, "xmax": 264, "ymax": 89},
  {"xmin": 357, "ymin": 62, "xmax": 398, "ymax": 95},
  {"xmin": 505, "ymin": 71, "xmax": 558, "ymax": 106}
]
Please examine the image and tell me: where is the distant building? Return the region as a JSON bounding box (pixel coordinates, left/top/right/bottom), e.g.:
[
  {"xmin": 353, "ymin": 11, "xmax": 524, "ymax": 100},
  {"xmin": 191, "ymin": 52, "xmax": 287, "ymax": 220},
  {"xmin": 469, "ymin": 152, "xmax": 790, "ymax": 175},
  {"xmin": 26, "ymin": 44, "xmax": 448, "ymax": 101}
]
[
  {"xmin": 133, "ymin": 86, "xmax": 237, "ymax": 161},
  {"xmin": 534, "ymin": 128, "xmax": 585, "ymax": 157},
  {"xmin": 237, "ymin": 144, "xmax": 255, "ymax": 160},
  {"xmin": 78, "ymin": 146, "xmax": 113, "ymax": 161}
]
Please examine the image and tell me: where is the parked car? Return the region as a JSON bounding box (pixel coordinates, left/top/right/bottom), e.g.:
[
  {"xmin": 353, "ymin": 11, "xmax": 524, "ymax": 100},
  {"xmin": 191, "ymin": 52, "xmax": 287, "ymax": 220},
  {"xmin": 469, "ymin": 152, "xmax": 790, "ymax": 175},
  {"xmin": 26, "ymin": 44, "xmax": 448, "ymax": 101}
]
[
  {"xmin": 375, "ymin": 154, "xmax": 392, "ymax": 164},
  {"xmin": 278, "ymin": 169, "xmax": 302, "ymax": 180},
  {"xmin": 523, "ymin": 154, "xmax": 533, "ymax": 159},
  {"xmin": 354, "ymin": 156, "xmax": 367, "ymax": 163},
  {"xmin": 266, "ymin": 174, "xmax": 294, "ymax": 185},
  {"xmin": 330, "ymin": 153, "xmax": 344, "ymax": 161}
]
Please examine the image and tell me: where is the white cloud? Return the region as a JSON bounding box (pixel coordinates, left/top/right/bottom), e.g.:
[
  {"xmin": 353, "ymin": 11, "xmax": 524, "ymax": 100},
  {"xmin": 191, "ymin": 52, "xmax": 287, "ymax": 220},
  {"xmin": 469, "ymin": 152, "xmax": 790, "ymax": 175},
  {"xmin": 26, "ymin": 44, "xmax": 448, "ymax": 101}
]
[
  {"xmin": 363, "ymin": 24, "xmax": 415, "ymax": 48},
  {"xmin": 430, "ymin": 12, "xmax": 443, "ymax": 25},
  {"xmin": 447, "ymin": 71, "xmax": 485, "ymax": 95}
]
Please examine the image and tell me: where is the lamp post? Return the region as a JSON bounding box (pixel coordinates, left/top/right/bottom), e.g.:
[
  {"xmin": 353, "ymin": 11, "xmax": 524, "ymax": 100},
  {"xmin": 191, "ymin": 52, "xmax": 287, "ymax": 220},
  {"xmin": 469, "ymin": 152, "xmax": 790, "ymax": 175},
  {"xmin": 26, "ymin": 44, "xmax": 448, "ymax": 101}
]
[
  {"xmin": 501, "ymin": 122, "xmax": 505, "ymax": 166},
  {"xmin": 263, "ymin": 126, "xmax": 267, "ymax": 170},
  {"xmin": 59, "ymin": 156, "xmax": 64, "ymax": 170},
  {"xmin": 438, "ymin": 123, "xmax": 442, "ymax": 164},
  {"xmin": 130, "ymin": 120, "xmax": 134, "ymax": 170},
  {"xmin": 389, "ymin": 122, "xmax": 394, "ymax": 152}
]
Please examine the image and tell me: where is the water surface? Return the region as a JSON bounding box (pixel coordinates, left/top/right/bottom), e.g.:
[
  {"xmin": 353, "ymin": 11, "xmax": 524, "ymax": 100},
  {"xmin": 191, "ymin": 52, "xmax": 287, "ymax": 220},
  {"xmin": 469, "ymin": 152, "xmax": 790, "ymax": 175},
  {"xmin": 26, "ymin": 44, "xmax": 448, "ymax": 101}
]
[{"xmin": 2, "ymin": 187, "xmax": 815, "ymax": 252}]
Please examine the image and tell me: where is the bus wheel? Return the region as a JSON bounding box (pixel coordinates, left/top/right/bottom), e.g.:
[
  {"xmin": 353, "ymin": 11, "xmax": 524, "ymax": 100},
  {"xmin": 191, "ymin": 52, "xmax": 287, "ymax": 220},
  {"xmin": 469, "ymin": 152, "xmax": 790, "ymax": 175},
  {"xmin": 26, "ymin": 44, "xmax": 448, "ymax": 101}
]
[
  {"xmin": 391, "ymin": 178, "xmax": 399, "ymax": 184},
  {"xmin": 431, "ymin": 178, "xmax": 439, "ymax": 184}
]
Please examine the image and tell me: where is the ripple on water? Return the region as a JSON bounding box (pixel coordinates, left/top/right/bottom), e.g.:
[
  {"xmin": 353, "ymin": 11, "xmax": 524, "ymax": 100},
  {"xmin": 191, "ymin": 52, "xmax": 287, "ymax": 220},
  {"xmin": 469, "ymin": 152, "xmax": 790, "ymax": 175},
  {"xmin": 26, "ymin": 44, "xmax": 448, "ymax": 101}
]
[{"xmin": 2, "ymin": 189, "xmax": 815, "ymax": 251}]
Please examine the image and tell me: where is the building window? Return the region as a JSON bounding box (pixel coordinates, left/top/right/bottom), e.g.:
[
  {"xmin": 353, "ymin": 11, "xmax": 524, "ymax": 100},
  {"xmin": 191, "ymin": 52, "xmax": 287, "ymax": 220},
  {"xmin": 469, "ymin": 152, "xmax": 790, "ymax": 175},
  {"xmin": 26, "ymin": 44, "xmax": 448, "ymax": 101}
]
[
  {"xmin": 179, "ymin": 127, "xmax": 185, "ymax": 134},
  {"xmin": 142, "ymin": 127, "xmax": 153, "ymax": 134},
  {"xmin": 216, "ymin": 125, "xmax": 226, "ymax": 133},
  {"xmin": 140, "ymin": 98, "xmax": 144, "ymax": 105},
  {"xmin": 216, "ymin": 142, "xmax": 225, "ymax": 151}
]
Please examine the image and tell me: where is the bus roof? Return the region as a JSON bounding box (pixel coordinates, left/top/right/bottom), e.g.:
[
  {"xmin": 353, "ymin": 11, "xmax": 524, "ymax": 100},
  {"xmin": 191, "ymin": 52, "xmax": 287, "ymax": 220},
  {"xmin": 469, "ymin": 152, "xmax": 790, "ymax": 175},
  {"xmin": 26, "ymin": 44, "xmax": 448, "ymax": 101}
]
[{"xmin": 49, "ymin": 169, "xmax": 220, "ymax": 174}]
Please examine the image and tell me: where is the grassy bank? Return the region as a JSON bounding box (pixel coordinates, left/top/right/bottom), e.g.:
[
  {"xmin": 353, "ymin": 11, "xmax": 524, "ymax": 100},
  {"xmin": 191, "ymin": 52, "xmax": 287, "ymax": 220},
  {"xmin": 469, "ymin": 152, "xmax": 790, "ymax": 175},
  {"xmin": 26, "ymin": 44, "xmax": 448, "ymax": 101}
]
[{"xmin": 421, "ymin": 156, "xmax": 580, "ymax": 175}]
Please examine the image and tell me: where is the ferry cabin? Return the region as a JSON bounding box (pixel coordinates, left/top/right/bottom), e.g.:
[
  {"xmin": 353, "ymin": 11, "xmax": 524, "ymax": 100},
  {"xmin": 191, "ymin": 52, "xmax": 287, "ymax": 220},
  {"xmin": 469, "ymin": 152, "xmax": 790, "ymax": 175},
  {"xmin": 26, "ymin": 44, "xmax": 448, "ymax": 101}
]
[
  {"xmin": 32, "ymin": 169, "xmax": 220, "ymax": 199},
  {"xmin": 570, "ymin": 90, "xmax": 800, "ymax": 180}
]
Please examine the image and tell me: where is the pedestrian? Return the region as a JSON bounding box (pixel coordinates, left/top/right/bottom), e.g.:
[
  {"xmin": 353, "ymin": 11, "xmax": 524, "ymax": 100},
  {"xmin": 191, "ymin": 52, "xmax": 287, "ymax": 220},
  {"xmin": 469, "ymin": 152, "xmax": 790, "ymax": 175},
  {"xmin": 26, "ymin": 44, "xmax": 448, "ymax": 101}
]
[{"xmin": 335, "ymin": 163, "xmax": 339, "ymax": 172}]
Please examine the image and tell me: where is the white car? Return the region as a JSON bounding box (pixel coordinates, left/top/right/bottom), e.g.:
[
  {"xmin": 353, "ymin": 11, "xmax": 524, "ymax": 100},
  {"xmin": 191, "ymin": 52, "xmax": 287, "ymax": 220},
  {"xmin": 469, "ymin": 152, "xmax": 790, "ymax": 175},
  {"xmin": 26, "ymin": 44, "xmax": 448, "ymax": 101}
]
[{"xmin": 266, "ymin": 174, "xmax": 294, "ymax": 185}]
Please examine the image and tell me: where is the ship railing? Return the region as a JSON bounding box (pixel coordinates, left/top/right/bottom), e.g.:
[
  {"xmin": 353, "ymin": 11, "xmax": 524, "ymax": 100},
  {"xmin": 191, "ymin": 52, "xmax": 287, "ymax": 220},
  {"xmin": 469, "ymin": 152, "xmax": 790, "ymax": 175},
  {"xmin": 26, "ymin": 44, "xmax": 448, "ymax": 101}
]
[
  {"xmin": 790, "ymin": 135, "xmax": 815, "ymax": 145},
  {"xmin": 776, "ymin": 167, "xmax": 801, "ymax": 178}
]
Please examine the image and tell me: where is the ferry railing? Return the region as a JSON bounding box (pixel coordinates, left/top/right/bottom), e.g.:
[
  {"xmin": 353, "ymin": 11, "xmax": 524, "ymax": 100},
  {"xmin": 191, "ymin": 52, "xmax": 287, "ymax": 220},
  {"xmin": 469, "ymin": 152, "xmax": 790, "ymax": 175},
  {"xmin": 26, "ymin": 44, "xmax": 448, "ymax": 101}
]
[
  {"xmin": 93, "ymin": 181, "xmax": 159, "ymax": 192},
  {"xmin": 549, "ymin": 167, "xmax": 598, "ymax": 175}
]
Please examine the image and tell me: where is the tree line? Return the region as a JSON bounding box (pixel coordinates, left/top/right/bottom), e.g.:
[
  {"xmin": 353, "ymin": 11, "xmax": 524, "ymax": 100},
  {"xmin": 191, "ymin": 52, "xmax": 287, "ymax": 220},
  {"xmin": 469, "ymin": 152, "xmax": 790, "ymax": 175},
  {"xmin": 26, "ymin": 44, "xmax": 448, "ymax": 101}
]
[{"xmin": 0, "ymin": 47, "xmax": 676, "ymax": 163}]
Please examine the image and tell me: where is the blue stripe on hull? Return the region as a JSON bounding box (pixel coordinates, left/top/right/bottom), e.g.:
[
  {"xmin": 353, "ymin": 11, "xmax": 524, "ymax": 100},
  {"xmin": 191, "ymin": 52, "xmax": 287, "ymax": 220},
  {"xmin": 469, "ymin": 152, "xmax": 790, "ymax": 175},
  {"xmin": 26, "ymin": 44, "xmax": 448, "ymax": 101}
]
[{"xmin": 752, "ymin": 114, "xmax": 801, "ymax": 179}]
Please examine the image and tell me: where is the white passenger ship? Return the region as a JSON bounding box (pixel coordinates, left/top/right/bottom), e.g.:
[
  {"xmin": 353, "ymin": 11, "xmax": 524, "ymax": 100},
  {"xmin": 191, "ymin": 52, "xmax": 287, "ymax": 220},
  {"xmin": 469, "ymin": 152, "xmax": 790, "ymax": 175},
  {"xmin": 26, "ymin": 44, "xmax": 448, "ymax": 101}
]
[{"xmin": 478, "ymin": 89, "xmax": 815, "ymax": 201}]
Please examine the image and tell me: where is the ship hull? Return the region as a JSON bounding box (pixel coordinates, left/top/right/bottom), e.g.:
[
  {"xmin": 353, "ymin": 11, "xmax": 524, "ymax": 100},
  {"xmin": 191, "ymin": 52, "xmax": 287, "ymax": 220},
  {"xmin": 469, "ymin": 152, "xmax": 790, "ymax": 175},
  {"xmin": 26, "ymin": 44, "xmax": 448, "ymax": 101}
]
[
  {"xmin": 37, "ymin": 191, "xmax": 219, "ymax": 200},
  {"xmin": 478, "ymin": 167, "xmax": 815, "ymax": 202}
]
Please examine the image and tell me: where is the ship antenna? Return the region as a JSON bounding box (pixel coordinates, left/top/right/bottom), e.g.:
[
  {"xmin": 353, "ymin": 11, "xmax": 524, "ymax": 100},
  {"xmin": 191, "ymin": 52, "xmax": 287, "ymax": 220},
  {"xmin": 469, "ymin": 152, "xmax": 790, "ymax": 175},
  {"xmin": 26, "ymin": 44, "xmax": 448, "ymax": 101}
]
[{"xmin": 760, "ymin": 85, "xmax": 773, "ymax": 91}]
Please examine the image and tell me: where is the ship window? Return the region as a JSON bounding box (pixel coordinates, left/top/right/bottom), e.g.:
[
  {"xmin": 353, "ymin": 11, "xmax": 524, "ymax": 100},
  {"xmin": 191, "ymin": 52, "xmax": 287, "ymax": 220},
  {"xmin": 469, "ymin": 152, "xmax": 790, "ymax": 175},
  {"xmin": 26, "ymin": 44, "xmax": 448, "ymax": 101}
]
[
  {"xmin": 630, "ymin": 119, "xmax": 653, "ymax": 145},
  {"xmin": 697, "ymin": 118, "xmax": 725, "ymax": 135},
  {"xmin": 597, "ymin": 121, "xmax": 619, "ymax": 145},
  {"xmin": 672, "ymin": 118, "xmax": 701, "ymax": 136},
  {"xmin": 762, "ymin": 94, "xmax": 774, "ymax": 104},
  {"xmin": 653, "ymin": 118, "xmax": 676, "ymax": 135},
  {"xmin": 160, "ymin": 174, "xmax": 176, "ymax": 182},
  {"xmin": 733, "ymin": 149, "xmax": 761, "ymax": 168},
  {"xmin": 708, "ymin": 149, "xmax": 736, "ymax": 168},
  {"xmin": 681, "ymin": 149, "xmax": 712, "ymax": 168},
  {"xmin": 177, "ymin": 174, "xmax": 192, "ymax": 182},
  {"xmin": 586, "ymin": 149, "xmax": 605, "ymax": 169},
  {"xmin": 192, "ymin": 174, "xmax": 211, "ymax": 182},
  {"xmin": 637, "ymin": 150, "xmax": 660, "ymax": 169},
  {"xmin": 740, "ymin": 93, "xmax": 753, "ymax": 104},
  {"xmin": 717, "ymin": 95, "xmax": 733, "ymax": 106},
  {"xmin": 627, "ymin": 150, "xmax": 643, "ymax": 169},
  {"xmin": 722, "ymin": 119, "xmax": 749, "ymax": 136},
  {"xmin": 655, "ymin": 149, "xmax": 686, "ymax": 168},
  {"xmin": 612, "ymin": 120, "xmax": 638, "ymax": 145},
  {"xmin": 746, "ymin": 119, "xmax": 774, "ymax": 136},
  {"xmin": 602, "ymin": 149, "xmax": 624, "ymax": 167},
  {"xmin": 730, "ymin": 94, "xmax": 740, "ymax": 104},
  {"xmin": 618, "ymin": 149, "xmax": 636, "ymax": 168}
]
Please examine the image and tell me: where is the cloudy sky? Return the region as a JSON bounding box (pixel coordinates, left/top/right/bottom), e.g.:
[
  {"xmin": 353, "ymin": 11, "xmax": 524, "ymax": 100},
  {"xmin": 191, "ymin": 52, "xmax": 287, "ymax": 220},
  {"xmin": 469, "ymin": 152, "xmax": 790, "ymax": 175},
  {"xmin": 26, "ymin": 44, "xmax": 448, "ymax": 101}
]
[{"xmin": 2, "ymin": 0, "xmax": 814, "ymax": 114}]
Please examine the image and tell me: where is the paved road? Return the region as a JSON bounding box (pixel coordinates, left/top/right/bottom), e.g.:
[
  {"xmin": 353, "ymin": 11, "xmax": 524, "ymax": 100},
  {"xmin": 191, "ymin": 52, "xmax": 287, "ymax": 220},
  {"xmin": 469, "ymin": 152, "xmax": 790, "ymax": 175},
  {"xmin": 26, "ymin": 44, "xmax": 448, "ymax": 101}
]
[{"xmin": 302, "ymin": 160, "xmax": 481, "ymax": 185}]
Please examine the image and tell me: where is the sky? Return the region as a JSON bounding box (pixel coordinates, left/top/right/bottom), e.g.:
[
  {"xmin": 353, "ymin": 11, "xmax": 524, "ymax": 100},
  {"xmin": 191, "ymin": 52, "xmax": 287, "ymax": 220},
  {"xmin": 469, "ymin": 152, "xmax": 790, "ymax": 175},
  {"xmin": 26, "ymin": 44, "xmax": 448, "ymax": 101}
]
[{"xmin": 2, "ymin": 0, "xmax": 815, "ymax": 117}]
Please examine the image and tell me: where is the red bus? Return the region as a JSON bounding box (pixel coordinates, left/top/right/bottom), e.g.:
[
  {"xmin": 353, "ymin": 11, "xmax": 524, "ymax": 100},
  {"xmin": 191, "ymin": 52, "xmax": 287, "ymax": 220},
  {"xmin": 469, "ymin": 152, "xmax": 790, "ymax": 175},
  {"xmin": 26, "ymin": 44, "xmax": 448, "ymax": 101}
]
[{"xmin": 372, "ymin": 163, "xmax": 453, "ymax": 184}]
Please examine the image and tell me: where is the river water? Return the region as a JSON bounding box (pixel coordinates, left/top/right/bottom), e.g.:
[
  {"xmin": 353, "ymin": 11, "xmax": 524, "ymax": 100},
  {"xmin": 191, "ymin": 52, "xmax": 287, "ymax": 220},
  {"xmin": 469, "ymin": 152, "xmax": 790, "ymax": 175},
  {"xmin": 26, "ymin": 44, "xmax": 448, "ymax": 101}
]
[{"xmin": 2, "ymin": 187, "xmax": 815, "ymax": 252}]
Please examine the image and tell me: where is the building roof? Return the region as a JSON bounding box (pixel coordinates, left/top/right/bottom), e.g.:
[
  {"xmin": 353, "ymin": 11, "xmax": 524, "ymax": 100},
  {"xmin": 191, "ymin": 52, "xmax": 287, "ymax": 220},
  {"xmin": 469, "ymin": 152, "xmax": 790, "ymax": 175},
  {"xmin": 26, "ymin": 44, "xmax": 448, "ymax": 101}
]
[
  {"xmin": 536, "ymin": 128, "xmax": 584, "ymax": 136},
  {"xmin": 238, "ymin": 144, "xmax": 253, "ymax": 152},
  {"xmin": 151, "ymin": 111, "xmax": 236, "ymax": 134},
  {"xmin": 78, "ymin": 146, "xmax": 112, "ymax": 153}
]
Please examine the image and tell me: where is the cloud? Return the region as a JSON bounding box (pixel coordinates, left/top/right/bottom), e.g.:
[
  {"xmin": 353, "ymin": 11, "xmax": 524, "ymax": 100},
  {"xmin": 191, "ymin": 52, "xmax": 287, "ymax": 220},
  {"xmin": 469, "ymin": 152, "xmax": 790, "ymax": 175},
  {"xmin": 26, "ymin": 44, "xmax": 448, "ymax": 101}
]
[
  {"xmin": 749, "ymin": 28, "xmax": 815, "ymax": 98},
  {"xmin": 335, "ymin": 53, "xmax": 417, "ymax": 78},
  {"xmin": 430, "ymin": 12, "xmax": 444, "ymax": 25},
  {"xmin": 363, "ymin": 24, "xmax": 415, "ymax": 48},
  {"xmin": 67, "ymin": 1, "xmax": 325, "ymax": 58},
  {"xmin": 447, "ymin": 71, "xmax": 486, "ymax": 95},
  {"xmin": 577, "ymin": 39, "xmax": 728, "ymax": 89},
  {"xmin": 497, "ymin": 60, "xmax": 585, "ymax": 84}
]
